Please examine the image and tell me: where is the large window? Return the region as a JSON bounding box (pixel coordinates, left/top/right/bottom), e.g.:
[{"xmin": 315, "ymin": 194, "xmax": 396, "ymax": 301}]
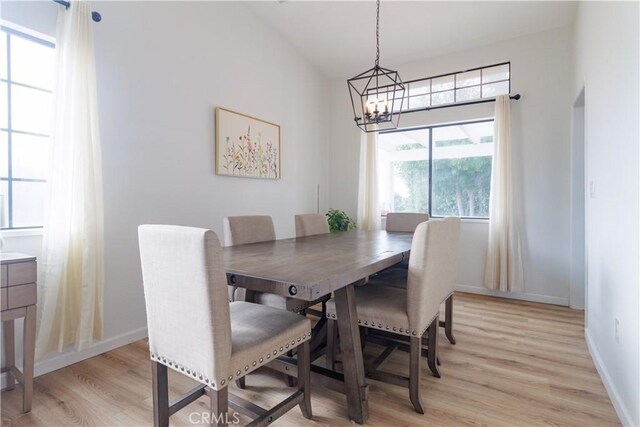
[
  {"xmin": 378, "ymin": 120, "xmax": 494, "ymax": 219},
  {"xmin": 1, "ymin": 25, "xmax": 54, "ymax": 229}
]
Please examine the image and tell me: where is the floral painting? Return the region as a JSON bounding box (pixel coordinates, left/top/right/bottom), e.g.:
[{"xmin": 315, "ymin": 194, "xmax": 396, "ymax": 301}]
[{"xmin": 215, "ymin": 108, "xmax": 281, "ymax": 179}]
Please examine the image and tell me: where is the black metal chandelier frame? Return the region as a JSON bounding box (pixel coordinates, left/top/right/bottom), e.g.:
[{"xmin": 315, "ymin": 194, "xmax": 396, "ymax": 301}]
[{"xmin": 347, "ymin": 0, "xmax": 405, "ymax": 133}]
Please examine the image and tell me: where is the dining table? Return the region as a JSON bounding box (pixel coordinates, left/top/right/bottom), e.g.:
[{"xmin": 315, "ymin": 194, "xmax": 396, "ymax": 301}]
[{"xmin": 222, "ymin": 229, "xmax": 413, "ymax": 424}]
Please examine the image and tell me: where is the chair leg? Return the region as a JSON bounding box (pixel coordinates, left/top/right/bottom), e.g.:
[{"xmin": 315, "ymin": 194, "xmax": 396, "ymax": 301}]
[
  {"xmin": 427, "ymin": 316, "xmax": 441, "ymax": 378},
  {"xmin": 326, "ymin": 318, "xmax": 336, "ymax": 370},
  {"xmin": 445, "ymin": 295, "xmax": 456, "ymax": 345},
  {"xmin": 209, "ymin": 386, "xmax": 229, "ymax": 427},
  {"xmin": 151, "ymin": 361, "xmax": 169, "ymax": 427},
  {"xmin": 235, "ymin": 377, "xmax": 245, "ymax": 389},
  {"xmin": 409, "ymin": 336, "xmax": 425, "ymax": 414},
  {"xmin": 284, "ymin": 373, "xmax": 297, "ymax": 387},
  {"xmin": 297, "ymin": 340, "xmax": 313, "ymax": 419},
  {"xmin": 360, "ymin": 326, "xmax": 368, "ymax": 350}
]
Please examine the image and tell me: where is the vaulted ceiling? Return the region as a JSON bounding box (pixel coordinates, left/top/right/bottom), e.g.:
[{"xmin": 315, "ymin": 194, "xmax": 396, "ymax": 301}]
[{"xmin": 247, "ymin": 1, "xmax": 578, "ymax": 78}]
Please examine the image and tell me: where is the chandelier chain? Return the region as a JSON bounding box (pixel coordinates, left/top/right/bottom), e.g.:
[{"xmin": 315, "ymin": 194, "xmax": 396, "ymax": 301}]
[{"xmin": 375, "ymin": 0, "xmax": 380, "ymax": 67}]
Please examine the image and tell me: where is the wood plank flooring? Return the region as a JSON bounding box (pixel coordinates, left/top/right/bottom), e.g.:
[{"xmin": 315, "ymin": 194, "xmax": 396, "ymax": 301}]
[{"xmin": 1, "ymin": 293, "xmax": 620, "ymax": 426}]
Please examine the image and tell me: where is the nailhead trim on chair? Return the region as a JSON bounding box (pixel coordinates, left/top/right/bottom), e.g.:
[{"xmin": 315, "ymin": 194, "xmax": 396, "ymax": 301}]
[
  {"xmin": 326, "ymin": 311, "xmax": 438, "ymax": 338},
  {"xmin": 149, "ymin": 330, "xmax": 311, "ymax": 390}
]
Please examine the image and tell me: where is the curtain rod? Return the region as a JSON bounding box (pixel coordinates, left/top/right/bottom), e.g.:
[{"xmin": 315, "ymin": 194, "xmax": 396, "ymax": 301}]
[
  {"xmin": 402, "ymin": 94, "xmax": 521, "ymax": 115},
  {"xmin": 53, "ymin": 0, "xmax": 102, "ymax": 22}
]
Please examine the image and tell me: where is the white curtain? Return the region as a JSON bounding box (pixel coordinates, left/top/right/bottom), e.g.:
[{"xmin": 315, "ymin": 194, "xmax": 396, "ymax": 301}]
[
  {"xmin": 37, "ymin": 0, "xmax": 104, "ymax": 358},
  {"xmin": 484, "ymin": 95, "xmax": 524, "ymax": 291},
  {"xmin": 357, "ymin": 131, "xmax": 381, "ymax": 231}
]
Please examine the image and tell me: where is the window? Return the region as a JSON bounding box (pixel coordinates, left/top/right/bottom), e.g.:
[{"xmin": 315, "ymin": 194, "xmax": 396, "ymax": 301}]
[
  {"xmin": 378, "ymin": 120, "xmax": 494, "ymax": 219},
  {"xmin": 393, "ymin": 63, "xmax": 510, "ymax": 113},
  {"xmin": 1, "ymin": 25, "xmax": 54, "ymax": 229}
]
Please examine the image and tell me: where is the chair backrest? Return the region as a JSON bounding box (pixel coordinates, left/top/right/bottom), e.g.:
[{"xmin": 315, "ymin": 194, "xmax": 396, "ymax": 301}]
[
  {"xmin": 223, "ymin": 215, "xmax": 276, "ymax": 246},
  {"xmin": 406, "ymin": 217, "xmax": 460, "ymax": 334},
  {"xmin": 138, "ymin": 225, "xmax": 231, "ymax": 386},
  {"xmin": 295, "ymin": 213, "xmax": 330, "ymax": 237},
  {"xmin": 385, "ymin": 212, "xmax": 430, "ymax": 232}
]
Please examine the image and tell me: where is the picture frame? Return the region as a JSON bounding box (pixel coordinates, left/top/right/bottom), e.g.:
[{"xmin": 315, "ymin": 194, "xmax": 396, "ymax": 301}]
[{"xmin": 215, "ymin": 107, "xmax": 281, "ymax": 179}]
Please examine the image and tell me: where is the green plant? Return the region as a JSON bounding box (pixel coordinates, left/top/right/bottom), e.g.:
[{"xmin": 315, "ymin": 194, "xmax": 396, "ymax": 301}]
[{"xmin": 326, "ymin": 208, "xmax": 356, "ymax": 232}]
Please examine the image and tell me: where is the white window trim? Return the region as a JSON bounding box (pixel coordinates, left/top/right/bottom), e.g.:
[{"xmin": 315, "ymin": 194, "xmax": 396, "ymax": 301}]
[
  {"xmin": 1, "ymin": 228, "xmax": 43, "ymax": 238},
  {"xmin": 0, "ymin": 20, "xmax": 55, "ymax": 44}
]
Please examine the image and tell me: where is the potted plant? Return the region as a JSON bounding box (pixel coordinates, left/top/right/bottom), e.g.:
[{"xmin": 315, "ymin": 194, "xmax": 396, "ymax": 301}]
[{"xmin": 326, "ymin": 209, "xmax": 356, "ymax": 232}]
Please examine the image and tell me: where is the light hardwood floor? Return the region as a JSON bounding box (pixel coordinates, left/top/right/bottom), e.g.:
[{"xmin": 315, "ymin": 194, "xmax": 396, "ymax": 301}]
[{"xmin": 1, "ymin": 293, "xmax": 620, "ymax": 426}]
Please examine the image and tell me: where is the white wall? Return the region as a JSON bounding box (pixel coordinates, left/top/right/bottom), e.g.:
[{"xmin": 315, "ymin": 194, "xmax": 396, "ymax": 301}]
[
  {"xmin": 1, "ymin": 0, "xmax": 329, "ymax": 377},
  {"xmin": 329, "ymin": 27, "xmax": 574, "ymax": 305},
  {"xmin": 573, "ymin": 2, "xmax": 640, "ymax": 425}
]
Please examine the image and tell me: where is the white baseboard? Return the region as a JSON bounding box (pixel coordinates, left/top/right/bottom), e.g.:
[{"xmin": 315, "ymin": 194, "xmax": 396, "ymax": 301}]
[
  {"xmin": 1, "ymin": 327, "xmax": 148, "ymax": 389},
  {"xmin": 455, "ymin": 284, "xmax": 569, "ymax": 306},
  {"xmin": 585, "ymin": 328, "xmax": 633, "ymax": 426}
]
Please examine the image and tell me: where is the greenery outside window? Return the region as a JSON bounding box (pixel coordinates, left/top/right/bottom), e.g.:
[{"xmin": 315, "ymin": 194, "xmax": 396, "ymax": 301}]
[{"xmin": 378, "ymin": 120, "xmax": 494, "ymax": 219}]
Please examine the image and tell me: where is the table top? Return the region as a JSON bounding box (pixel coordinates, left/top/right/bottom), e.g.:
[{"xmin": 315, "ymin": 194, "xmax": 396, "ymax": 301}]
[
  {"xmin": 1, "ymin": 253, "xmax": 36, "ymax": 265},
  {"xmin": 223, "ymin": 230, "xmax": 413, "ymax": 301}
]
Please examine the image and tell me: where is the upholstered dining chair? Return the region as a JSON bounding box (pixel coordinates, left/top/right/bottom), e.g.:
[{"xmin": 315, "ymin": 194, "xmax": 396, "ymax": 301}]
[
  {"xmin": 294, "ymin": 213, "xmax": 331, "ymax": 321},
  {"xmin": 325, "ymin": 217, "xmax": 460, "ymax": 414},
  {"xmin": 385, "ymin": 212, "xmax": 430, "ymax": 233},
  {"xmin": 224, "ymin": 215, "xmax": 319, "ymax": 313},
  {"xmin": 381, "ymin": 212, "xmax": 429, "ymax": 270},
  {"xmin": 138, "ymin": 225, "xmax": 312, "ymax": 427},
  {"xmin": 295, "ymin": 213, "xmax": 330, "ymax": 237},
  {"xmin": 370, "ymin": 212, "xmax": 458, "ymax": 346},
  {"xmin": 224, "ymin": 215, "xmax": 327, "ymax": 388},
  {"xmin": 223, "ymin": 215, "xmax": 276, "ymax": 303}
]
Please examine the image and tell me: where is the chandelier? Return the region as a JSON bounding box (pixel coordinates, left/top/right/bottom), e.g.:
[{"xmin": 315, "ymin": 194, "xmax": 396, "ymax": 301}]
[{"xmin": 347, "ymin": 0, "xmax": 405, "ymax": 133}]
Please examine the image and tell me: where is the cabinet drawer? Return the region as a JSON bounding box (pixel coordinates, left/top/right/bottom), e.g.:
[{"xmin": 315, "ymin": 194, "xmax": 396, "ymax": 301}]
[
  {"xmin": 7, "ymin": 261, "xmax": 37, "ymax": 286},
  {"xmin": 1, "ymin": 265, "xmax": 7, "ymax": 287},
  {"xmin": 8, "ymin": 283, "xmax": 37, "ymax": 309},
  {"xmin": 1, "ymin": 288, "xmax": 7, "ymax": 311}
]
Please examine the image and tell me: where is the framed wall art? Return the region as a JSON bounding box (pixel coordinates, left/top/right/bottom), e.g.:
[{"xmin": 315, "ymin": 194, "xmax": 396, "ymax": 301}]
[{"xmin": 215, "ymin": 107, "xmax": 281, "ymax": 179}]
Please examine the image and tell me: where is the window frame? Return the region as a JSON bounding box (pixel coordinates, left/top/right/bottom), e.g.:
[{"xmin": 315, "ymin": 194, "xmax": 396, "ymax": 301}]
[
  {"xmin": 379, "ymin": 118, "xmax": 495, "ymax": 220},
  {"xmin": 1, "ymin": 23, "xmax": 55, "ymax": 230},
  {"xmin": 398, "ymin": 62, "xmax": 511, "ymax": 113}
]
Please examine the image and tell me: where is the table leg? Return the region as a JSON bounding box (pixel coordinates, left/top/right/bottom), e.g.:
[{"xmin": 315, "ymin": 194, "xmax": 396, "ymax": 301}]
[
  {"xmin": 334, "ymin": 284, "xmax": 368, "ymax": 424},
  {"xmin": 22, "ymin": 305, "xmax": 36, "ymax": 412},
  {"xmin": 3, "ymin": 319, "xmax": 15, "ymax": 390}
]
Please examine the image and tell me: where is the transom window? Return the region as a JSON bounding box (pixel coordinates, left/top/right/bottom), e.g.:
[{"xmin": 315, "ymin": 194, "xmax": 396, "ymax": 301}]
[
  {"xmin": 378, "ymin": 120, "xmax": 494, "ymax": 219},
  {"xmin": 393, "ymin": 63, "xmax": 510, "ymax": 112},
  {"xmin": 1, "ymin": 24, "xmax": 54, "ymax": 229}
]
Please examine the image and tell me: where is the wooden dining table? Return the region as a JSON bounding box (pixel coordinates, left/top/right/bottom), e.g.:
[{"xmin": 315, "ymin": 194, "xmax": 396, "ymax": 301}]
[{"xmin": 223, "ymin": 230, "xmax": 413, "ymax": 424}]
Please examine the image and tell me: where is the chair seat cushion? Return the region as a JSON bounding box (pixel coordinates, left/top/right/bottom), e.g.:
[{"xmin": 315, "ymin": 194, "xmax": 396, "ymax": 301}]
[
  {"xmin": 367, "ymin": 266, "xmax": 408, "ymax": 289},
  {"xmin": 226, "ymin": 301, "xmax": 311, "ymax": 387},
  {"xmin": 325, "ymin": 285, "xmax": 425, "ymax": 337}
]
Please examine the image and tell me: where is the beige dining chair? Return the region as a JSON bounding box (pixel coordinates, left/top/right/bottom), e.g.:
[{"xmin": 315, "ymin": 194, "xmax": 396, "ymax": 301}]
[
  {"xmin": 325, "ymin": 217, "xmax": 460, "ymax": 414},
  {"xmin": 371, "ymin": 212, "xmax": 458, "ymax": 346},
  {"xmin": 385, "ymin": 212, "xmax": 429, "ymax": 232},
  {"xmin": 295, "ymin": 213, "xmax": 330, "ymax": 237},
  {"xmin": 224, "ymin": 215, "xmax": 326, "ymax": 388},
  {"xmin": 138, "ymin": 225, "xmax": 312, "ymax": 427},
  {"xmin": 294, "ymin": 213, "xmax": 332, "ymax": 321},
  {"xmin": 224, "ymin": 215, "xmax": 317, "ymax": 312},
  {"xmin": 223, "ymin": 215, "xmax": 276, "ymax": 303}
]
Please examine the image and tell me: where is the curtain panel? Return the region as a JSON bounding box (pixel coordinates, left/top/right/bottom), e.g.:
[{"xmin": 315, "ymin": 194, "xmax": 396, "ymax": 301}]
[
  {"xmin": 357, "ymin": 131, "xmax": 381, "ymax": 231},
  {"xmin": 36, "ymin": 0, "xmax": 105, "ymax": 357},
  {"xmin": 484, "ymin": 95, "xmax": 524, "ymax": 292}
]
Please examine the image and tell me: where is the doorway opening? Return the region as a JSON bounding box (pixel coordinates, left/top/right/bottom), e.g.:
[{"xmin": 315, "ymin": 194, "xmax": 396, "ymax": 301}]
[{"xmin": 570, "ymin": 88, "xmax": 587, "ymax": 316}]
